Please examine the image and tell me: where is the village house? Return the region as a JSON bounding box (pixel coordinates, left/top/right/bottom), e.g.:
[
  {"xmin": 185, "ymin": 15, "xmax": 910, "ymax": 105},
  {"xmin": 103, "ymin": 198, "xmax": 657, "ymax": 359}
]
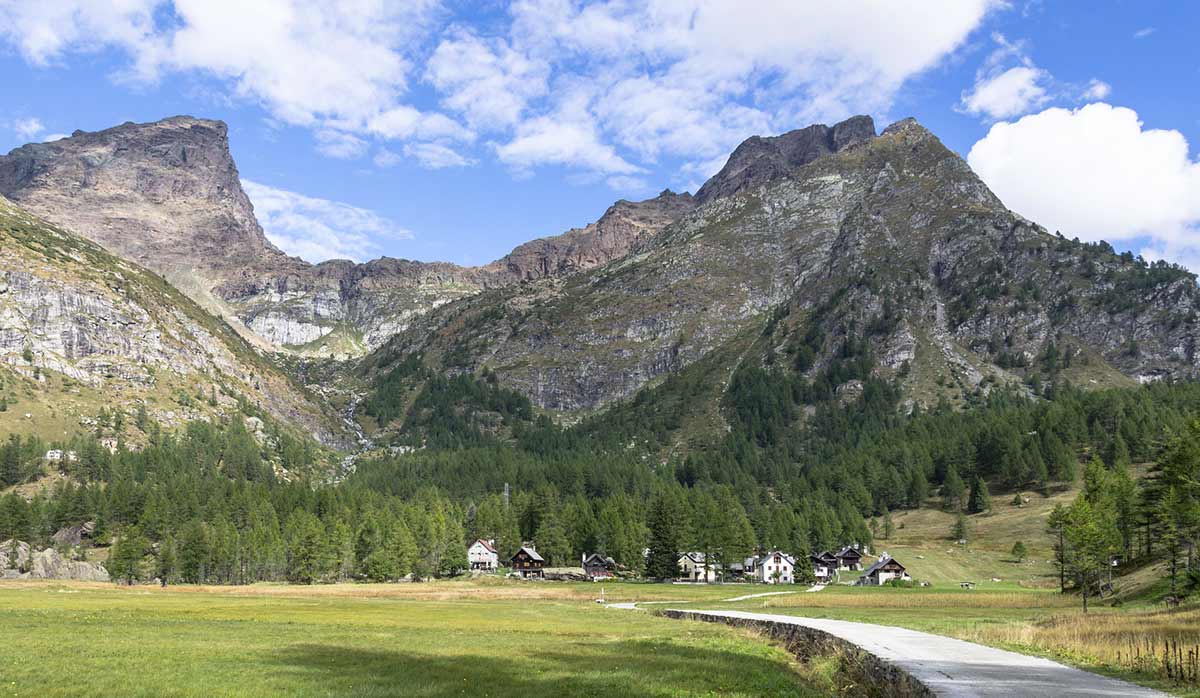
[
  {"xmin": 810, "ymin": 553, "xmax": 834, "ymax": 583},
  {"xmin": 510, "ymin": 545, "xmax": 545, "ymax": 578},
  {"xmin": 835, "ymin": 545, "xmax": 863, "ymax": 571},
  {"xmin": 755, "ymin": 551, "xmax": 795, "ymax": 584},
  {"xmin": 677, "ymin": 552, "xmax": 717, "ymax": 582},
  {"xmin": 860, "ymin": 554, "xmax": 911, "ymax": 586},
  {"xmin": 468, "ymin": 539, "xmax": 499, "ymax": 572},
  {"xmin": 581, "ymin": 553, "xmax": 616, "ymax": 580}
]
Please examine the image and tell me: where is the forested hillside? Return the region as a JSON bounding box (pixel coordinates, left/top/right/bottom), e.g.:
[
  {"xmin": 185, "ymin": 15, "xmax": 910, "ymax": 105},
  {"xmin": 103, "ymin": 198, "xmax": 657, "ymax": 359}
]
[{"xmin": 6, "ymin": 371, "xmax": 1200, "ymax": 593}]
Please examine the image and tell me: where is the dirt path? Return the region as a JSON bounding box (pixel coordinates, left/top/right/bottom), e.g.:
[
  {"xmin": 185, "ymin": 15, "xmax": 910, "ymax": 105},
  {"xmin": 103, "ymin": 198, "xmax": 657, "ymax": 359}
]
[{"xmin": 669, "ymin": 609, "xmax": 1166, "ymax": 697}]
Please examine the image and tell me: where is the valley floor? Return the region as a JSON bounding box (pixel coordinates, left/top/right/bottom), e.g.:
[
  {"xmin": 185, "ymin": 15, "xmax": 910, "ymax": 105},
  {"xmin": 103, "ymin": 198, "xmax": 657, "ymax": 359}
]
[
  {"xmin": 0, "ymin": 580, "xmax": 822, "ymax": 698},
  {"xmin": 3, "ymin": 577, "xmax": 1198, "ymax": 697}
]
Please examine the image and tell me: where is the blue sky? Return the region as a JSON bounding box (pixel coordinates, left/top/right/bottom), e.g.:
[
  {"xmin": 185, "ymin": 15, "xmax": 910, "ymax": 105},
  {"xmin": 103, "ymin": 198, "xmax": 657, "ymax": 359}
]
[{"xmin": 2, "ymin": 1, "xmax": 1198, "ymax": 269}]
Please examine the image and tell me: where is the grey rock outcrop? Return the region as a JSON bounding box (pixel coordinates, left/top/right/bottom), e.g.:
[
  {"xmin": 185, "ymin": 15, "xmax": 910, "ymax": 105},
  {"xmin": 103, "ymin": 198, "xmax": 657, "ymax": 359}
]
[
  {"xmin": 0, "ymin": 540, "xmax": 110, "ymax": 582},
  {"xmin": 0, "ymin": 118, "xmax": 696, "ymax": 356}
]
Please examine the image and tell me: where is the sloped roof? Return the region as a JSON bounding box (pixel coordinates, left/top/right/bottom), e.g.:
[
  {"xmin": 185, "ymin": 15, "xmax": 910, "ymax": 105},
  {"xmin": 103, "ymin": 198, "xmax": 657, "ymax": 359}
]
[
  {"xmin": 864, "ymin": 555, "xmax": 905, "ymax": 576},
  {"xmin": 836, "ymin": 545, "xmax": 862, "ymax": 558},
  {"xmin": 471, "ymin": 539, "xmax": 497, "ymax": 554},
  {"xmin": 758, "ymin": 551, "xmax": 795, "ymax": 565},
  {"xmin": 582, "ymin": 553, "xmax": 615, "ymax": 567},
  {"xmin": 512, "ymin": 546, "xmax": 544, "ymax": 562},
  {"xmin": 679, "ymin": 551, "xmax": 706, "ymax": 563}
]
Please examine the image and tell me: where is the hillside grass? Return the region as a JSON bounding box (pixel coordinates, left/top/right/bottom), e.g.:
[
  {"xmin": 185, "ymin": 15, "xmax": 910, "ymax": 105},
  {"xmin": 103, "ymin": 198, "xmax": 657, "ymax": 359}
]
[{"xmin": 0, "ymin": 580, "xmax": 836, "ymax": 698}]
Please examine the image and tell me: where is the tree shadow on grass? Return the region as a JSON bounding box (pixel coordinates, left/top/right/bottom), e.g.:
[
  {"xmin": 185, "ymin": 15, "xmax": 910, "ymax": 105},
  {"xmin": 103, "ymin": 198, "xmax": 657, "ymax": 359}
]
[{"xmin": 268, "ymin": 637, "xmax": 810, "ymax": 697}]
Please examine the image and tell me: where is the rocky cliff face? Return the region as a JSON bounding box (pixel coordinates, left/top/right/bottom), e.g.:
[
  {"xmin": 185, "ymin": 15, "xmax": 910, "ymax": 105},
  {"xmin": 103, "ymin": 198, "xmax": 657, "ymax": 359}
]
[
  {"xmin": 0, "ymin": 118, "xmax": 696, "ymax": 357},
  {"xmin": 367, "ymin": 116, "xmax": 1199, "ymax": 415},
  {"xmin": 0, "ymin": 195, "xmax": 344, "ymax": 444},
  {"xmin": 482, "ymin": 190, "xmax": 695, "ymax": 282}
]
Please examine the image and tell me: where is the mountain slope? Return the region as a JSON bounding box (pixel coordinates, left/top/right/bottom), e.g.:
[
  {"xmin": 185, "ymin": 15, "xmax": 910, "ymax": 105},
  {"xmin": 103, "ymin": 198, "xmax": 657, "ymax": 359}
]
[
  {"xmin": 0, "ymin": 195, "xmax": 343, "ymax": 446},
  {"xmin": 0, "ymin": 118, "xmax": 693, "ymax": 357},
  {"xmin": 364, "ymin": 116, "xmax": 1198, "ymax": 424}
]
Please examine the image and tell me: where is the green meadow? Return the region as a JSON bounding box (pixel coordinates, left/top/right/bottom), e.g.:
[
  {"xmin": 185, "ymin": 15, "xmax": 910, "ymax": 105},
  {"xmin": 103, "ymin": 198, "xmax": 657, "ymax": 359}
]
[{"xmin": 0, "ymin": 580, "xmax": 827, "ymax": 698}]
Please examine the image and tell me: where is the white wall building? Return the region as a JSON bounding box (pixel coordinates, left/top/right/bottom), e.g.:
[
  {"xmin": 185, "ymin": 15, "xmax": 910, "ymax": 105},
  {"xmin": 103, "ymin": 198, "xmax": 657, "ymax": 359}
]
[
  {"xmin": 755, "ymin": 551, "xmax": 795, "ymax": 584},
  {"xmin": 468, "ymin": 539, "xmax": 499, "ymax": 572}
]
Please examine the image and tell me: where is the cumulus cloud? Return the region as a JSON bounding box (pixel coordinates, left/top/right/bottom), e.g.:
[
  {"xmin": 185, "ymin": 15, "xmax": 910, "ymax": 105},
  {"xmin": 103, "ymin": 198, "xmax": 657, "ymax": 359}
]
[
  {"xmin": 2, "ymin": 0, "xmax": 1001, "ymax": 181},
  {"xmin": 11, "ymin": 117, "xmax": 45, "ymax": 141},
  {"xmin": 0, "ymin": 0, "xmax": 457, "ymax": 159},
  {"xmin": 1081, "ymin": 79, "xmax": 1111, "ymax": 100},
  {"xmin": 241, "ymin": 179, "xmax": 413, "ymax": 263},
  {"xmin": 968, "ymin": 103, "xmax": 1200, "ymax": 268},
  {"xmin": 426, "ymin": 28, "xmax": 549, "ymax": 130},
  {"xmin": 961, "ymin": 66, "xmax": 1049, "ymax": 120}
]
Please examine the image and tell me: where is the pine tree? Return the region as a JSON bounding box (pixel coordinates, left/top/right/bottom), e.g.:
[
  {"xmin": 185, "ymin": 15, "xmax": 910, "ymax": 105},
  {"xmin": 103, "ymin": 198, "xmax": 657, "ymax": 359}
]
[
  {"xmin": 156, "ymin": 534, "xmax": 178, "ymax": 586},
  {"xmin": 950, "ymin": 512, "xmax": 970, "ymax": 544},
  {"xmin": 109, "ymin": 527, "xmax": 147, "ymax": 585},
  {"xmin": 942, "ymin": 464, "xmax": 965, "ymax": 511},
  {"xmin": 534, "ymin": 509, "xmax": 571, "ymax": 568},
  {"xmin": 645, "ymin": 490, "xmax": 688, "ymax": 580},
  {"xmin": 1064, "ymin": 497, "xmax": 1119, "ymax": 612},
  {"xmin": 1010, "ymin": 540, "xmax": 1027, "ymax": 563},
  {"xmin": 882, "ymin": 510, "xmax": 895, "ymax": 540},
  {"xmin": 967, "ymin": 476, "xmax": 991, "ymax": 514}
]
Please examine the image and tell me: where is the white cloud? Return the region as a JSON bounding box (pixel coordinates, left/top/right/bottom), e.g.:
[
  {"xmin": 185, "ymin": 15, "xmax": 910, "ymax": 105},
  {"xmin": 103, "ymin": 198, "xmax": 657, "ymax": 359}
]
[
  {"xmin": 241, "ymin": 179, "xmax": 413, "ymax": 263},
  {"xmin": 961, "ymin": 66, "xmax": 1049, "ymax": 120},
  {"xmin": 2, "ymin": 0, "xmax": 1001, "ymax": 181},
  {"xmin": 0, "ymin": 0, "xmax": 160, "ymax": 66},
  {"xmin": 426, "ymin": 28, "xmax": 548, "ymax": 130},
  {"xmin": 502, "ymin": 0, "xmax": 999, "ymax": 174},
  {"xmin": 1081, "ymin": 79, "xmax": 1111, "ymax": 101},
  {"xmin": 42, "ymin": 133, "xmax": 69, "ymax": 142},
  {"xmin": 959, "ymin": 33, "xmax": 1052, "ymax": 120},
  {"xmin": 11, "ymin": 117, "xmax": 45, "ymax": 140},
  {"xmin": 402, "ymin": 142, "xmax": 475, "ymax": 169},
  {"xmin": 314, "ymin": 129, "xmax": 367, "ymax": 159},
  {"xmin": 967, "ymin": 103, "xmax": 1200, "ymax": 268},
  {"xmin": 1133, "ymin": 27, "xmax": 1156, "ymax": 39},
  {"xmin": 498, "ymin": 115, "xmax": 642, "ymax": 176},
  {"xmin": 0, "ymin": 0, "xmax": 459, "ymax": 157}
]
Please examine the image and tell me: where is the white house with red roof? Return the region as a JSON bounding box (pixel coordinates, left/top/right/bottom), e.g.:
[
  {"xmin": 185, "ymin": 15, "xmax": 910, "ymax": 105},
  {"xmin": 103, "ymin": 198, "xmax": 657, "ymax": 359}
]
[{"xmin": 468, "ymin": 538, "xmax": 499, "ymax": 572}]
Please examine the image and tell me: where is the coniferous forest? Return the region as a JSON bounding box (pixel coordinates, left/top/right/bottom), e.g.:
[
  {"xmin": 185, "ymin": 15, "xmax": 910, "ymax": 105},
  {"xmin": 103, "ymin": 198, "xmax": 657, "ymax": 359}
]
[{"xmin": 4, "ymin": 369, "xmax": 1200, "ymax": 595}]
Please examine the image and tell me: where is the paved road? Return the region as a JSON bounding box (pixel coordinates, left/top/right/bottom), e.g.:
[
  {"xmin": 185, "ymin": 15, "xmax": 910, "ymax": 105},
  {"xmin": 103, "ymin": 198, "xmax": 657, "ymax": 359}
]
[{"xmin": 673, "ymin": 609, "xmax": 1166, "ymax": 697}]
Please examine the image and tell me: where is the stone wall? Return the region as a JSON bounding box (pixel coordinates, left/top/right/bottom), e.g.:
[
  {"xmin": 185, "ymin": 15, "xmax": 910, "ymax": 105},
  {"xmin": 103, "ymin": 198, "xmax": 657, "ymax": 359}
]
[{"xmin": 660, "ymin": 610, "xmax": 933, "ymax": 698}]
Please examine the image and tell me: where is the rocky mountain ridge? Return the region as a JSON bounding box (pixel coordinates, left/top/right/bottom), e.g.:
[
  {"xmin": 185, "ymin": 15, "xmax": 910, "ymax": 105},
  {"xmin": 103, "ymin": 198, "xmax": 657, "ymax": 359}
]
[
  {"xmin": 0, "ymin": 118, "xmax": 692, "ymax": 357},
  {"xmin": 364, "ymin": 115, "xmax": 1198, "ymax": 426},
  {"xmin": 0, "ymin": 194, "xmax": 344, "ymax": 445}
]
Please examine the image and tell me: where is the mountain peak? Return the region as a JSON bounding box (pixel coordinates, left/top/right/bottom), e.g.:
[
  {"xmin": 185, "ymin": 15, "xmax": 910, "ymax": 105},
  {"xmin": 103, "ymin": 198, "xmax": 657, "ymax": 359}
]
[{"xmin": 695, "ymin": 115, "xmax": 877, "ymax": 203}]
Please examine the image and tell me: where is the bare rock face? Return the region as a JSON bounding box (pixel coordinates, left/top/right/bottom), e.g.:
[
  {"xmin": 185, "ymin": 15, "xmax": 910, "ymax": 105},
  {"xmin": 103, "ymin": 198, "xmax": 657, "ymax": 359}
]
[
  {"xmin": 483, "ymin": 190, "xmax": 695, "ymax": 282},
  {"xmin": 0, "ymin": 540, "xmax": 110, "ymax": 582},
  {"xmin": 371, "ymin": 116, "xmax": 1200, "ymax": 413},
  {"xmin": 0, "ymin": 196, "xmax": 344, "ymax": 444},
  {"xmin": 694, "ymin": 115, "xmax": 875, "ymax": 203},
  {"xmin": 0, "ymin": 117, "xmax": 696, "ymax": 356}
]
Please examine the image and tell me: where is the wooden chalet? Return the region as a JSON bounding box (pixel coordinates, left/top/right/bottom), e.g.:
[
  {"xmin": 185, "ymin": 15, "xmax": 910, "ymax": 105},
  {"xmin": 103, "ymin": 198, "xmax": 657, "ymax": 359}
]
[
  {"xmin": 835, "ymin": 545, "xmax": 863, "ymax": 571},
  {"xmin": 860, "ymin": 555, "xmax": 910, "ymax": 585},
  {"xmin": 510, "ymin": 545, "xmax": 545, "ymax": 578},
  {"xmin": 810, "ymin": 554, "xmax": 834, "ymax": 583},
  {"xmin": 581, "ymin": 553, "xmax": 616, "ymax": 580}
]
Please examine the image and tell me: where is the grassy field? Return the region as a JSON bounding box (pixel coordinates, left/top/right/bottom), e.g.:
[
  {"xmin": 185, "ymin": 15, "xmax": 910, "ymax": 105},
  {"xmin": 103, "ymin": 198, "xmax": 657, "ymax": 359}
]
[{"xmin": 0, "ymin": 580, "xmax": 848, "ymax": 698}]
